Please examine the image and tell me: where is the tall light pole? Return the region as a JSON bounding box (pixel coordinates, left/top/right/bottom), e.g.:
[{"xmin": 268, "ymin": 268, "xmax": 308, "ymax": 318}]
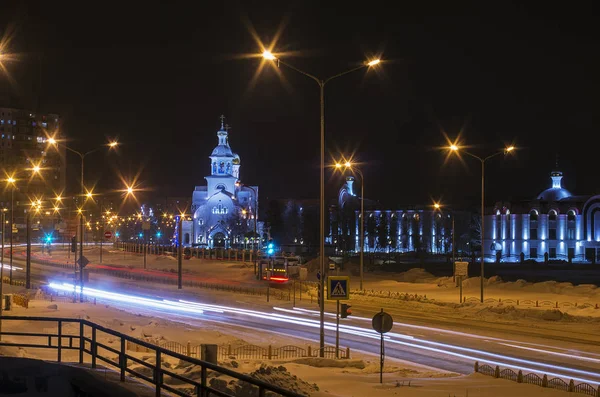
[
  {"xmin": 47, "ymin": 138, "xmax": 118, "ymax": 300},
  {"xmin": 235, "ymin": 181, "xmax": 259, "ymax": 277},
  {"xmin": 447, "ymin": 144, "xmax": 514, "ymax": 302},
  {"xmin": 335, "ymin": 161, "xmax": 365, "ymax": 290},
  {"xmin": 5, "ymin": 165, "xmax": 43, "ymax": 284},
  {"xmin": 262, "ymin": 51, "xmax": 380, "ymax": 355}
]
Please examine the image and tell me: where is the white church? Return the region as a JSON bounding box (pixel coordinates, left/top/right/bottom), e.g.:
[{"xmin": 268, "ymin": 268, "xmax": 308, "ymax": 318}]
[{"xmin": 181, "ymin": 117, "xmax": 262, "ymax": 248}]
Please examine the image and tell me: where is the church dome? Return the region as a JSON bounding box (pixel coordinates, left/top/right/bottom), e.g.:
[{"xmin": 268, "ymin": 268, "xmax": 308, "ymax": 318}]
[
  {"xmin": 232, "ymin": 154, "xmax": 240, "ymax": 164},
  {"xmin": 536, "ymin": 170, "xmax": 572, "ymax": 201},
  {"xmin": 211, "ymin": 144, "xmax": 234, "ymax": 157}
]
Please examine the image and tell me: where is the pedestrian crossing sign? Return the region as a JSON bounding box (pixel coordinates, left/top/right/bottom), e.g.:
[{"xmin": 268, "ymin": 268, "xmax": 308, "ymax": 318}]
[{"xmin": 327, "ymin": 276, "xmax": 350, "ymax": 300}]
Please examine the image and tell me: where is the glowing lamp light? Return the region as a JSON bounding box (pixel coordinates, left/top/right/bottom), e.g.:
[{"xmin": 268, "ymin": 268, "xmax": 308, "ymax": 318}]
[
  {"xmin": 6, "ymin": 177, "xmax": 15, "ymax": 184},
  {"xmin": 506, "ymin": 146, "xmax": 515, "ymax": 152},
  {"xmin": 434, "ymin": 203, "xmax": 441, "ymax": 209},
  {"xmin": 156, "ymin": 232, "xmax": 162, "ymax": 238},
  {"xmin": 32, "ymin": 165, "xmax": 41, "ymax": 173},
  {"xmin": 449, "ymin": 145, "xmax": 459, "ymax": 151},
  {"xmin": 262, "ymin": 50, "xmax": 276, "ymax": 60},
  {"xmin": 47, "ymin": 137, "xmax": 57, "ymax": 145},
  {"xmin": 109, "ymin": 141, "xmax": 118, "ymax": 148},
  {"xmin": 367, "ymin": 59, "xmax": 381, "ymax": 66}
]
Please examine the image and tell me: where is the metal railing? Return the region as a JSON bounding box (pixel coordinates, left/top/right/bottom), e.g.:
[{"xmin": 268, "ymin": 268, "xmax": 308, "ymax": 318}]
[{"xmin": 0, "ymin": 316, "xmax": 305, "ymax": 397}]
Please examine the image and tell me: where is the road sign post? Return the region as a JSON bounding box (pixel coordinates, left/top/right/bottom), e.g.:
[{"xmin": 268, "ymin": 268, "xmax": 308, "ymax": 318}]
[
  {"xmin": 454, "ymin": 261, "xmax": 469, "ymax": 302},
  {"xmin": 372, "ymin": 309, "xmax": 394, "ymax": 384},
  {"xmin": 327, "ymin": 276, "xmax": 350, "ymax": 359}
]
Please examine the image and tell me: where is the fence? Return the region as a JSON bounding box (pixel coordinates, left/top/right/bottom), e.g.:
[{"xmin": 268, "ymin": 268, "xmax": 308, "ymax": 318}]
[
  {"xmin": 348, "ymin": 285, "xmax": 600, "ymax": 310},
  {"xmin": 127, "ymin": 341, "xmax": 350, "ymax": 361},
  {"xmin": 463, "ymin": 296, "xmax": 599, "ymax": 309},
  {"xmin": 0, "ymin": 315, "xmax": 305, "ymax": 397},
  {"xmin": 474, "ymin": 361, "xmax": 600, "ymax": 396}
]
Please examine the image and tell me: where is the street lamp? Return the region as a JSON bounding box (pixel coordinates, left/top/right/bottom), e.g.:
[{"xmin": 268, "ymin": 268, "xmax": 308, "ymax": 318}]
[
  {"xmin": 262, "ymin": 51, "xmax": 380, "ymax": 356},
  {"xmin": 4, "ymin": 165, "xmax": 43, "ymax": 284},
  {"xmin": 447, "ymin": 143, "xmax": 515, "ymax": 302},
  {"xmin": 235, "ymin": 181, "xmax": 259, "ymax": 277},
  {"xmin": 47, "ymin": 138, "xmax": 119, "ymax": 302},
  {"xmin": 334, "ymin": 160, "xmax": 365, "ymax": 290}
]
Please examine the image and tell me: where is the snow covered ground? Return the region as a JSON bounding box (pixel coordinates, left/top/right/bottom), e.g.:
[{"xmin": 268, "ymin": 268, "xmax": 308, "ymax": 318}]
[{"xmin": 0, "ymin": 281, "xmax": 582, "ymax": 396}]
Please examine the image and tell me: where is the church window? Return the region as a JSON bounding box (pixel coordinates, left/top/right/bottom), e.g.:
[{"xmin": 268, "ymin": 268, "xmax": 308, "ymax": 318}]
[
  {"xmin": 219, "ymin": 162, "xmax": 225, "ymax": 173},
  {"xmin": 548, "ymin": 210, "xmax": 557, "ymax": 221},
  {"xmin": 226, "ymin": 162, "xmax": 231, "ymax": 174},
  {"xmin": 212, "ymin": 162, "xmax": 217, "ymax": 174},
  {"xmin": 567, "ymin": 210, "xmax": 576, "ymax": 222}
]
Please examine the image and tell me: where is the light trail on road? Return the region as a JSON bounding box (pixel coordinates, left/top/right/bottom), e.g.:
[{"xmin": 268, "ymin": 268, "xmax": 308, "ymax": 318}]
[{"xmin": 46, "ymin": 282, "xmax": 600, "ymax": 385}]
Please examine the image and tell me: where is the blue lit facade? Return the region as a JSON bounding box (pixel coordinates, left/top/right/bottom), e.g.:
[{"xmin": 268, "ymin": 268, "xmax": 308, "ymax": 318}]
[
  {"xmin": 181, "ymin": 117, "xmax": 262, "ymax": 248},
  {"xmin": 328, "ymin": 177, "xmax": 454, "ymax": 254},
  {"xmin": 485, "ymin": 170, "xmax": 600, "ymax": 263}
]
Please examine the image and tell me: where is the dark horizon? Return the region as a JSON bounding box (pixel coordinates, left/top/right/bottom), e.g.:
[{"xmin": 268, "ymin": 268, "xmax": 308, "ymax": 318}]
[{"xmin": 1, "ymin": 1, "xmax": 598, "ymax": 210}]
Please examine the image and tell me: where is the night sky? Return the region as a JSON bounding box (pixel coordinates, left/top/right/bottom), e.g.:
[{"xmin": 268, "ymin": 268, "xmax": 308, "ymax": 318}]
[{"xmin": 1, "ymin": 1, "xmax": 598, "ymax": 210}]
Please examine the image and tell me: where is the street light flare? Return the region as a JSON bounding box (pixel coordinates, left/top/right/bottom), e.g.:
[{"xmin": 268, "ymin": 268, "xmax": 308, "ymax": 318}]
[
  {"xmin": 47, "ymin": 137, "xmax": 57, "ymax": 145},
  {"xmin": 449, "ymin": 145, "xmax": 459, "ymax": 151},
  {"xmin": 344, "ymin": 161, "xmax": 352, "ymax": 168},
  {"xmin": 367, "ymin": 59, "xmax": 381, "ymax": 66},
  {"xmin": 32, "ymin": 165, "xmax": 41, "ymax": 173},
  {"xmin": 109, "ymin": 141, "xmax": 119, "ymax": 148},
  {"xmin": 6, "ymin": 176, "xmax": 15, "ymax": 184},
  {"xmin": 506, "ymin": 146, "xmax": 515, "ymax": 152},
  {"xmin": 434, "ymin": 203, "xmax": 441, "ymax": 209},
  {"xmin": 262, "ymin": 50, "xmax": 276, "ymax": 60}
]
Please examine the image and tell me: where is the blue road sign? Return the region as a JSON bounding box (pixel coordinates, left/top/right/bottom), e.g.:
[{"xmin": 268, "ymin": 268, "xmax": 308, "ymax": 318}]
[{"xmin": 327, "ymin": 276, "xmax": 350, "ymax": 300}]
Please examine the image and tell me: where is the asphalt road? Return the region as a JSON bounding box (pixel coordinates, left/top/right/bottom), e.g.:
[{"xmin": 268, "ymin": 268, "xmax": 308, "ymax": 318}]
[{"xmin": 6, "ymin": 247, "xmax": 600, "ymax": 385}]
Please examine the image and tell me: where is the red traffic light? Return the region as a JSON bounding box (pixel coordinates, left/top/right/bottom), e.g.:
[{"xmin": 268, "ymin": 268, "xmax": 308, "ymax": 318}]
[{"xmin": 341, "ymin": 303, "xmax": 352, "ymax": 318}]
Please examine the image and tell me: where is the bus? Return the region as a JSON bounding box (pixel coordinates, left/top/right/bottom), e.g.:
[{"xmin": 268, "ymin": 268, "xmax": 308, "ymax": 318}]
[{"xmin": 258, "ymin": 255, "xmax": 301, "ymax": 283}]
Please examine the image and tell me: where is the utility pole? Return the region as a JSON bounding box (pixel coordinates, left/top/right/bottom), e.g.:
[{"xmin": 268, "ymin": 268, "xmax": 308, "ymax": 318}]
[
  {"xmin": 177, "ymin": 218, "xmax": 182, "ymax": 289},
  {"xmin": 26, "ymin": 212, "xmax": 31, "ymax": 289},
  {"xmin": 1, "ymin": 210, "xmax": 5, "ymax": 341},
  {"xmin": 79, "ymin": 213, "xmax": 84, "ymax": 302}
]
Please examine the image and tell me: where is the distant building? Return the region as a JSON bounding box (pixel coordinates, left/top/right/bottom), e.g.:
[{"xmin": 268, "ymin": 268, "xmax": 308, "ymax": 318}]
[
  {"xmin": 485, "ymin": 169, "xmax": 600, "ymax": 263},
  {"xmin": 0, "ymin": 107, "xmax": 66, "ymax": 241},
  {"xmin": 328, "ymin": 176, "xmax": 461, "ymax": 255},
  {"xmin": 182, "ymin": 117, "xmax": 263, "ymax": 248},
  {"xmin": 0, "ymin": 107, "xmax": 65, "ymax": 196}
]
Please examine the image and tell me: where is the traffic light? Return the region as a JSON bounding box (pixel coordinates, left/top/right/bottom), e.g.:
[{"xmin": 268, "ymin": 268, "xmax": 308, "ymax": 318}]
[
  {"xmin": 267, "ymin": 240, "xmax": 275, "ymax": 256},
  {"xmin": 341, "ymin": 303, "xmax": 352, "ymax": 318},
  {"xmin": 71, "ymin": 236, "xmax": 77, "ymax": 252}
]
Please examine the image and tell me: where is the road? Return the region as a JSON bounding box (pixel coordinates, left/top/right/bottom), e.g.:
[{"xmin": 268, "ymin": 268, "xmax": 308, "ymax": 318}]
[{"xmin": 6, "ymin": 246, "xmax": 600, "ymax": 385}]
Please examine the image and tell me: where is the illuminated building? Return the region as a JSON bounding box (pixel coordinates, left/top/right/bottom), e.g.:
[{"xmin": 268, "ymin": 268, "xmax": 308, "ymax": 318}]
[
  {"xmin": 182, "ymin": 116, "xmax": 262, "ymax": 248},
  {"xmin": 485, "ymin": 168, "xmax": 600, "ymax": 263},
  {"xmin": 0, "ymin": 107, "xmax": 66, "ymax": 196},
  {"xmin": 329, "ymin": 177, "xmax": 460, "ymax": 255}
]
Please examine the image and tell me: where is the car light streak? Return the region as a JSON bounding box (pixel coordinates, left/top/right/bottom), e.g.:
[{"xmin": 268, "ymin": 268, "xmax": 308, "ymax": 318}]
[
  {"xmin": 498, "ymin": 343, "xmax": 600, "ymax": 363},
  {"xmin": 0, "ymin": 264, "xmax": 22, "ymax": 271},
  {"xmin": 48, "ymin": 283, "xmax": 204, "ymax": 315},
  {"xmin": 46, "ymin": 284, "xmax": 600, "ymax": 384},
  {"xmin": 386, "ymin": 337, "xmax": 600, "ymax": 385}
]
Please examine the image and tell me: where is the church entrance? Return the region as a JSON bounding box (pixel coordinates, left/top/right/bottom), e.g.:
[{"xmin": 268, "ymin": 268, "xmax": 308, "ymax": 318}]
[{"xmin": 213, "ymin": 232, "xmax": 226, "ymax": 248}]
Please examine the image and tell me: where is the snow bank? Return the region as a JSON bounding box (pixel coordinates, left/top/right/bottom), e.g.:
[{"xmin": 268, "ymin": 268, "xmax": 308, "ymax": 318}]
[
  {"xmin": 210, "ymin": 365, "xmax": 318, "ymax": 396},
  {"xmin": 289, "ymin": 358, "xmax": 366, "ymax": 369}
]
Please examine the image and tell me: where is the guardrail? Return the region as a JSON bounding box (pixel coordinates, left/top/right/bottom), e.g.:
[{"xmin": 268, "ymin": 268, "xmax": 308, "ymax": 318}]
[
  {"xmin": 474, "ymin": 361, "xmax": 599, "ymax": 396},
  {"xmin": 0, "ymin": 316, "xmax": 304, "ymax": 397}
]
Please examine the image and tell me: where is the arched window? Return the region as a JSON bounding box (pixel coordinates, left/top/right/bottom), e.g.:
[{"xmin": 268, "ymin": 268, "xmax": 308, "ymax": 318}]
[
  {"xmin": 529, "ymin": 210, "xmax": 538, "ymax": 240},
  {"xmin": 567, "ymin": 210, "xmax": 576, "ymax": 240},
  {"xmin": 529, "ymin": 210, "xmax": 538, "ymax": 221},
  {"xmin": 413, "ymin": 213, "xmax": 420, "ymax": 221},
  {"xmin": 548, "ymin": 210, "xmax": 557, "ymax": 239},
  {"xmin": 567, "ymin": 210, "xmax": 576, "ymax": 222}
]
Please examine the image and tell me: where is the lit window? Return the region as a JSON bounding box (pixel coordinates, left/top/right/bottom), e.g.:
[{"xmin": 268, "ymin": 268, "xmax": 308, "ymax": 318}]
[
  {"xmin": 42, "ymin": 122, "xmax": 47, "ymax": 128},
  {"xmin": 548, "ymin": 210, "xmax": 557, "ymax": 221}
]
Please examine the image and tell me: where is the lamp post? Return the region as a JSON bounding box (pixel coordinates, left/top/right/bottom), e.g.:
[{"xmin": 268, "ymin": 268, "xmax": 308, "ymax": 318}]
[
  {"xmin": 236, "ymin": 181, "xmax": 259, "ymax": 277},
  {"xmin": 47, "ymin": 138, "xmax": 118, "ymax": 301},
  {"xmin": 335, "ymin": 161, "xmax": 365, "ymax": 290},
  {"xmin": 1, "ymin": 209, "xmax": 6, "ymax": 341},
  {"xmin": 447, "ymin": 144, "xmax": 514, "ymax": 302},
  {"xmin": 5, "ymin": 165, "xmax": 43, "ymax": 284},
  {"xmin": 262, "ymin": 51, "xmax": 380, "ymax": 355}
]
